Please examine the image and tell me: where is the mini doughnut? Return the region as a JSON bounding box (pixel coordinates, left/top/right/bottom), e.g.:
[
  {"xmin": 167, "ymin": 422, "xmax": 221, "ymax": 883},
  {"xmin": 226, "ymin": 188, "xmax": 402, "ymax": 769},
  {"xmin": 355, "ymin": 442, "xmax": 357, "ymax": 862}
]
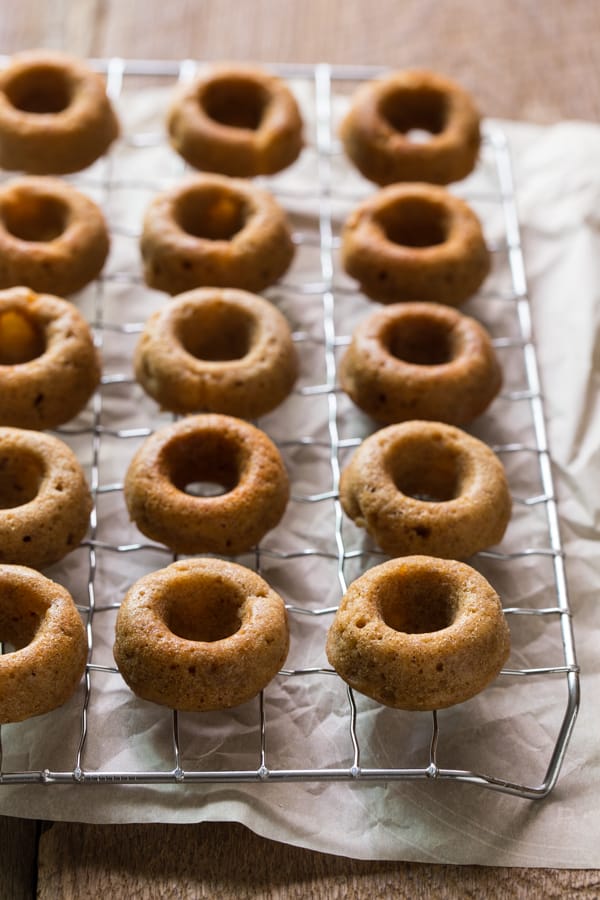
[
  {"xmin": 340, "ymin": 420, "xmax": 511, "ymax": 559},
  {"xmin": 0, "ymin": 564, "xmax": 87, "ymax": 723},
  {"xmin": 341, "ymin": 182, "xmax": 490, "ymax": 305},
  {"xmin": 340, "ymin": 302, "xmax": 502, "ymax": 425},
  {"xmin": 326, "ymin": 555, "xmax": 510, "ymax": 710},
  {"xmin": 168, "ymin": 63, "xmax": 303, "ymax": 177},
  {"xmin": 0, "ymin": 50, "xmax": 119, "ymax": 174},
  {"xmin": 114, "ymin": 558, "xmax": 289, "ymax": 711},
  {"xmin": 0, "ymin": 427, "xmax": 92, "ymax": 569},
  {"xmin": 0, "ymin": 176, "xmax": 110, "ymax": 296},
  {"xmin": 0, "ymin": 287, "xmax": 100, "ymax": 430},
  {"xmin": 124, "ymin": 414, "xmax": 289, "ymax": 556},
  {"xmin": 134, "ymin": 288, "xmax": 298, "ymax": 419},
  {"xmin": 141, "ymin": 174, "xmax": 295, "ymax": 296},
  {"xmin": 340, "ymin": 68, "xmax": 481, "ymax": 186}
]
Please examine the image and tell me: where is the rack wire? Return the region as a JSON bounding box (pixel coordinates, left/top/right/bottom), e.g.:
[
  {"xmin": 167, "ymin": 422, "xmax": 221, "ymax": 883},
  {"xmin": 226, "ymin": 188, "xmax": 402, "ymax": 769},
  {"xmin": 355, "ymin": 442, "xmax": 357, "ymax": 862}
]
[{"xmin": 0, "ymin": 59, "xmax": 580, "ymax": 801}]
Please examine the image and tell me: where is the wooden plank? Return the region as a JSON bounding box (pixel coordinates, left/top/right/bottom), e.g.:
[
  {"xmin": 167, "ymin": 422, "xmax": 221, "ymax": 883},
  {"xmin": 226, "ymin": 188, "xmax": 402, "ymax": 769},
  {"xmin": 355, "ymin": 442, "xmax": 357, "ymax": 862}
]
[
  {"xmin": 3, "ymin": 0, "xmax": 600, "ymax": 121},
  {"xmin": 0, "ymin": 817, "xmax": 38, "ymax": 900},
  {"xmin": 37, "ymin": 821, "xmax": 600, "ymax": 899}
]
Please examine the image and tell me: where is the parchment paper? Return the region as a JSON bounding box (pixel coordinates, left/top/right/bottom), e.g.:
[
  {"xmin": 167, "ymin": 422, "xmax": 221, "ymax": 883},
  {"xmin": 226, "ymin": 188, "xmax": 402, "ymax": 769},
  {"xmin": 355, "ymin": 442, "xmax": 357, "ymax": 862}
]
[{"xmin": 0, "ymin": 76, "xmax": 599, "ymax": 867}]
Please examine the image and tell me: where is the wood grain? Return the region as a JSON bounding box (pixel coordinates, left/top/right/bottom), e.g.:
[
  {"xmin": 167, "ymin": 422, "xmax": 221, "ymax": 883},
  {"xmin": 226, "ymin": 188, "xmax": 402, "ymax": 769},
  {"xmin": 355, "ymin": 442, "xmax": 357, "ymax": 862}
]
[
  {"xmin": 0, "ymin": 817, "xmax": 37, "ymax": 900},
  {"xmin": 35, "ymin": 822, "xmax": 600, "ymax": 899},
  {"xmin": 1, "ymin": 0, "xmax": 599, "ymax": 896}
]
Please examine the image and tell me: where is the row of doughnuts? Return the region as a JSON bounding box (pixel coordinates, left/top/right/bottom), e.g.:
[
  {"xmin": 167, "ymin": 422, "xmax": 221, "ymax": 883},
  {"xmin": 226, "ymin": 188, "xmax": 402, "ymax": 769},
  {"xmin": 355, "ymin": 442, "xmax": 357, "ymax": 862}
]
[
  {"xmin": 0, "ymin": 172, "xmax": 489, "ymax": 304},
  {"xmin": 328, "ymin": 73, "xmax": 513, "ymax": 711},
  {"xmin": 0, "ymin": 50, "xmax": 479, "ymax": 183},
  {"xmin": 0, "ymin": 53, "xmax": 511, "ymax": 727},
  {"xmin": 0, "ymin": 282, "xmax": 501, "ymax": 431},
  {"xmin": 1, "ymin": 550, "xmax": 509, "ymax": 722}
]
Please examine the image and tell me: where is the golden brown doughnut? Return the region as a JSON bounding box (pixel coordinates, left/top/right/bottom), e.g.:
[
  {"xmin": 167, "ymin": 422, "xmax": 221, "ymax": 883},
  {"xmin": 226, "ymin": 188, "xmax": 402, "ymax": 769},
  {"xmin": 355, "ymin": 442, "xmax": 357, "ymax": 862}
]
[
  {"xmin": 168, "ymin": 63, "xmax": 303, "ymax": 177},
  {"xmin": 341, "ymin": 182, "xmax": 490, "ymax": 305},
  {"xmin": 326, "ymin": 555, "xmax": 510, "ymax": 710},
  {"xmin": 134, "ymin": 287, "xmax": 297, "ymax": 419},
  {"xmin": 0, "ymin": 427, "xmax": 92, "ymax": 569},
  {"xmin": 340, "ymin": 69, "xmax": 481, "ymax": 186},
  {"xmin": 0, "ymin": 50, "xmax": 119, "ymax": 174},
  {"xmin": 124, "ymin": 414, "xmax": 289, "ymax": 556},
  {"xmin": 0, "ymin": 176, "xmax": 110, "ymax": 296},
  {"xmin": 0, "ymin": 564, "xmax": 87, "ymax": 723},
  {"xmin": 340, "ymin": 302, "xmax": 502, "ymax": 425},
  {"xmin": 114, "ymin": 557, "xmax": 289, "ymax": 711},
  {"xmin": 340, "ymin": 420, "xmax": 511, "ymax": 559},
  {"xmin": 0, "ymin": 287, "xmax": 100, "ymax": 429},
  {"xmin": 140, "ymin": 174, "xmax": 295, "ymax": 296}
]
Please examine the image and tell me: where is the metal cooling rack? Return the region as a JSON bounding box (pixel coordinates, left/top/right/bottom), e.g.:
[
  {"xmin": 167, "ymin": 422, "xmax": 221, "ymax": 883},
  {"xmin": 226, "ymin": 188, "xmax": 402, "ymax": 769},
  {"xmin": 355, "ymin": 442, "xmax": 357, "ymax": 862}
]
[{"xmin": 0, "ymin": 59, "xmax": 580, "ymax": 800}]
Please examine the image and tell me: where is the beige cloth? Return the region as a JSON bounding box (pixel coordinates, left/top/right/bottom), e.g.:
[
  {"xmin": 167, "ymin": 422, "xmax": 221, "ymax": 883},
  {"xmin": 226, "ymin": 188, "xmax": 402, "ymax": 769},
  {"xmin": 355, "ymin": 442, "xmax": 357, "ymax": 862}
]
[{"xmin": 0, "ymin": 78, "xmax": 598, "ymax": 866}]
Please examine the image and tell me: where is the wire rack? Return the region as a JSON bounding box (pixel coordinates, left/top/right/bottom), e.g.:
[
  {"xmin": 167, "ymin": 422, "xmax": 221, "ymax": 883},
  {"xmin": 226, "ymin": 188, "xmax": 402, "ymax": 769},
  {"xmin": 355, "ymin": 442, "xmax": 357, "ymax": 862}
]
[{"xmin": 0, "ymin": 58, "xmax": 580, "ymax": 802}]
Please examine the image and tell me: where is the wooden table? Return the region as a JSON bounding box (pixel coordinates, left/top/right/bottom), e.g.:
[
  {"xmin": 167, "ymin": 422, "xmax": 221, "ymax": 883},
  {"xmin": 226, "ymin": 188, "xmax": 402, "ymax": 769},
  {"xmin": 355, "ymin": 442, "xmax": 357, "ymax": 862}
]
[{"xmin": 1, "ymin": 2, "xmax": 599, "ymax": 896}]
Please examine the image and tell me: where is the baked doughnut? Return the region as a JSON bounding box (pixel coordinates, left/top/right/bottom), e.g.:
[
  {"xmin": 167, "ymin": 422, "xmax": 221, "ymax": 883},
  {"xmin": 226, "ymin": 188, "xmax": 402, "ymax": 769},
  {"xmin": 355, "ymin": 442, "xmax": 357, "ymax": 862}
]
[
  {"xmin": 114, "ymin": 558, "xmax": 289, "ymax": 711},
  {"xmin": 0, "ymin": 176, "xmax": 110, "ymax": 296},
  {"xmin": 134, "ymin": 287, "xmax": 298, "ymax": 419},
  {"xmin": 0, "ymin": 564, "xmax": 87, "ymax": 723},
  {"xmin": 168, "ymin": 63, "xmax": 303, "ymax": 177},
  {"xmin": 340, "ymin": 420, "xmax": 511, "ymax": 559},
  {"xmin": 326, "ymin": 555, "xmax": 510, "ymax": 710},
  {"xmin": 141, "ymin": 174, "xmax": 295, "ymax": 295},
  {"xmin": 0, "ymin": 50, "xmax": 119, "ymax": 175},
  {"xmin": 341, "ymin": 182, "xmax": 490, "ymax": 305},
  {"xmin": 340, "ymin": 302, "xmax": 502, "ymax": 425},
  {"xmin": 0, "ymin": 427, "xmax": 92, "ymax": 569},
  {"xmin": 340, "ymin": 69, "xmax": 481, "ymax": 186},
  {"xmin": 124, "ymin": 414, "xmax": 289, "ymax": 556},
  {"xmin": 0, "ymin": 287, "xmax": 100, "ymax": 429}
]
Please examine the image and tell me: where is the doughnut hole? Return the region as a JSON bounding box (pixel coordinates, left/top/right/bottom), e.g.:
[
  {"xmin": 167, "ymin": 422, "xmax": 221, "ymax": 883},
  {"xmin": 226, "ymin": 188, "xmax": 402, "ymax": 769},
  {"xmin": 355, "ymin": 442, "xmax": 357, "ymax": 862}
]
[
  {"xmin": 383, "ymin": 313, "xmax": 454, "ymax": 366},
  {"xmin": 389, "ymin": 435, "xmax": 462, "ymax": 502},
  {"xmin": 0, "ymin": 309, "xmax": 45, "ymax": 364},
  {"xmin": 1, "ymin": 191, "xmax": 69, "ymax": 242},
  {"xmin": 378, "ymin": 568, "xmax": 457, "ymax": 634},
  {"xmin": 0, "ymin": 445, "xmax": 44, "ymax": 509},
  {"xmin": 164, "ymin": 574, "xmax": 243, "ymax": 643},
  {"xmin": 200, "ymin": 75, "xmax": 269, "ymax": 131},
  {"xmin": 379, "ymin": 86, "xmax": 448, "ymax": 140},
  {"xmin": 175, "ymin": 186, "xmax": 247, "ymax": 241},
  {"xmin": 0, "ymin": 577, "xmax": 50, "ymax": 651},
  {"xmin": 163, "ymin": 430, "xmax": 242, "ymax": 498},
  {"xmin": 3, "ymin": 63, "xmax": 74, "ymax": 114},
  {"xmin": 176, "ymin": 302, "xmax": 255, "ymax": 362},
  {"xmin": 375, "ymin": 196, "xmax": 447, "ymax": 248}
]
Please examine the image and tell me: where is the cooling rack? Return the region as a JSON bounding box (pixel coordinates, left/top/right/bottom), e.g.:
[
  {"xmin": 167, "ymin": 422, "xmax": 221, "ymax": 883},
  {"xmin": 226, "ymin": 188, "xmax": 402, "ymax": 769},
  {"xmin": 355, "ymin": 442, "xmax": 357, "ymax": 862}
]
[{"xmin": 0, "ymin": 58, "xmax": 580, "ymax": 801}]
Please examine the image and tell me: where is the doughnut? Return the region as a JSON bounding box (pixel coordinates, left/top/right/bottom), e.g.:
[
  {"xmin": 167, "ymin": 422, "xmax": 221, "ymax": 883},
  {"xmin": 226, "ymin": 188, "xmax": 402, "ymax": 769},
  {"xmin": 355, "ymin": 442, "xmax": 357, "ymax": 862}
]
[
  {"xmin": 124, "ymin": 414, "xmax": 289, "ymax": 556},
  {"xmin": 0, "ymin": 49, "xmax": 119, "ymax": 174},
  {"xmin": 134, "ymin": 287, "xmax": 298, "ymax": 419},
  {"xmin": 0, "ymin": 427, "xmax": 92, "ymax": 569},
  {"xmin": 168, "ymin": 63, "xmax": 303, "ymax": 177},
  {"xmin": 0, "ymin": 176, "xmax": 110, "ymax": 296},
  {"xmin": 140, "ymin": 174, "xmax": 295, "ymax": 296},
  {"xmin": 340, "ymin": 68, "xmax": 481, "ymax": 186},
  {"xmin": 326, "ymin": 555, "xmax": 510, "ymax": 710},
  {"xmin": 0, "ymin": 564, "xmax": 87, "ymax": 723},
  {"xmin": 0, "ymin": 287, "xmax": 100, "ymax": 430},
  {"xmin": 340, "ymin": 302, "xmax": 502, "ymax": 425},
  {"xmin": 114, "ymin": 558, "xmax": 289, "ymax": 711},
  {"xmin": 341, "ymin": 182, "xmax": 490, "ymax": 305},
  {"xmin": 340, "ymin": 420, "xmax": 511, "ymax": 559}
]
